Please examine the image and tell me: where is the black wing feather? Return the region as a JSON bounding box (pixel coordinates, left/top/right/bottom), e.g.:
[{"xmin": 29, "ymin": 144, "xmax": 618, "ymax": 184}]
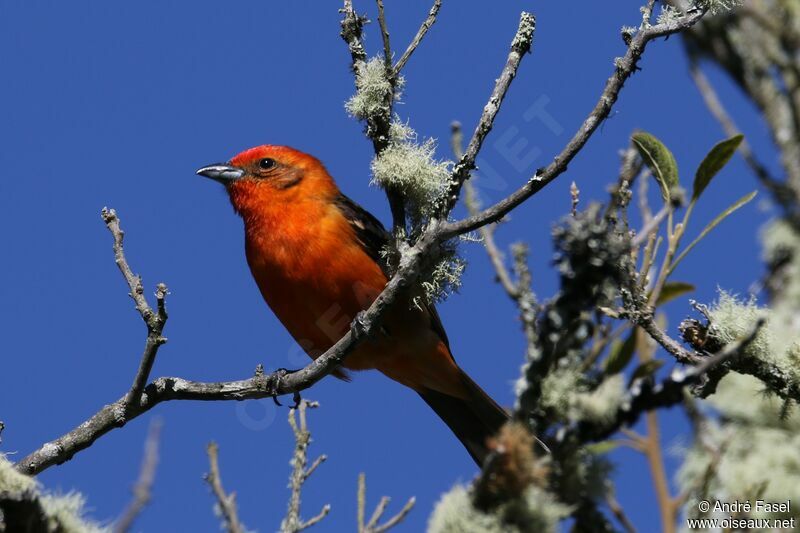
[{"xmin": 334, "ymin": 193, "xmax": 451, "ymax": 350}]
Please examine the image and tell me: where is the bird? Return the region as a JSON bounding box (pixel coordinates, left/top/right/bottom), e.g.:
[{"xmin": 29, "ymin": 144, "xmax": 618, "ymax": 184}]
[{"xmin": 197, "ymin": 145, "xmax": 508, "ymax": 465}]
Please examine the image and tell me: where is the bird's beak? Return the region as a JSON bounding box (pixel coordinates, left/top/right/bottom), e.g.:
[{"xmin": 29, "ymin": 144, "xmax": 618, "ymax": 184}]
[{"xmin": 196, "ymin": 164, "xmax": 245, "ymax": 185}]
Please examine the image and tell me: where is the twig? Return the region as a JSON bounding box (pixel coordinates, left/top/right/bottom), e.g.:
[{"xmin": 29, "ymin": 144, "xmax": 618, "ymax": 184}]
[
  {"xmin": 101, "ymin": 208, "xmax": 168, "ymax": 409},
  {"xmin": 632, "ymin": 322, "xmax": 676, "ymax": 533},
  {"xmin": 113, "ymin": 419, "xmax": 163, "ymax": 533},
  {"xmin": 570, "ymin": 181, "xmax": 580, "ymax": 217},
  {"xmin": 282, "ymin": 400, "xmax": 330, "ymax": 533},
  {"xmin": 442, "ymin": 5, "xmax": 709, "ymax": 238},
  {"xmin": 357, "ymin": 473, "xmax": 415, "ymax": 533},
  {"xmin": 205, "ymin": 442, "xmax": 245, "ymax": 533},
  {"xmin": 635, "ymin": 313, "xmax": 701, "ymax": 365},
  {"xmin": 452, "ymin": 121, "xmax": 519, "ymax": 298},
  {"xmin": 641, "ymin": 0, "xmax": 658, "ymax": 27},
  {"xmin": 392, "ymin": 0, "xmax": 442, "ymax": 75},
  {"xmin": 340, "ymin": 0, "xmax": 406, "ymax": 237},
  {"xmin": 605, "ymin": 482, "xmax": 637, "ymax": 533},
  {"xmin": 687, "ymin": 56, "xmax": 800, "ymax": 229},
  {"xmin": 567, "ymin": 318, "xmax": 767, "ymax": 445},
  {"xmin": 688, "ymin": 58, "xmax": 779, "ymax": 189},
  {"xmin": 452, "ymin": 122, "xmax": 539, "ymax": 354},
  {"xmin": 440, "ymin": 12, "xmax": 536, "ymax": 217},
  {"xmin": 375, "ymin": 0, "xmax": 392, "ymax": 67},
  {"xmin": 631, "ymin": 203, "xmax": 670, "ymax": 249}
]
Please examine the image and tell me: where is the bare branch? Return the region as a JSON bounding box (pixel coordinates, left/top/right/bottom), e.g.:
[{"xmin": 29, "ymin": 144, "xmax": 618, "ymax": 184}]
[
  {"xmin": 440, "ymin": 11, "xmax": 536, "ymax": 217},
  {"xmin": 442, "ymin": 6, "xmax": 709, "ymax": 238},
  {"xmin": 375, "ymin": 0, "xmax": 392, "ymax": 67},
  {"xmin": 570, "ymin": 181, "xmax": 580, "ymax": 217},
  {"xmin": 101, "ymin": 208, "xmax": 169, "ymax": 408},
  {"xmin": 392, "ymin": 0, "xmax": 442, "ymax": 75},
  {"xmin": 282, "ymin": 400, "xmax": 330, "ymax": 533},
  {"xmin": 452, "ymin": 121, "xmax": 519, "ymax": 298},
  {"xmin": 357, "ymin": 472, "xmax": 415, "ymax": 533},
  {"xmin": 205, "ymin": 442, "xmax": 245, "ymax": 533},
  {"xmin": 113, "ymin": 419, "xmax": 162, "ymax": 533},
  {"xmin": 687, "ymin": 56, "xmax": 800, "ymax": 230},
  {"xmin": 631, "ymin": 203, "xmax": 670, "ymax": 249},
  {"xmin": 566, "ymin": 318, "xmax": 767, "ymax": 445},
  {"xmin": 605, "ymin": 482, "xmax": 637, "ymax": 533},
  {"xmin": 366, "ymin": 496, "xmax": 390, "ymax": 530},
  {"xmin": 635, "ymin": 313, "xmax": 701, "ymax": 365}
]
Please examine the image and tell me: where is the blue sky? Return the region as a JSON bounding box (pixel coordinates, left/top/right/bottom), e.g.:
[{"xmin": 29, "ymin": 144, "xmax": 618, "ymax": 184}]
[{"xmin": 0, "ymin": 1, "xmax": 777, "ymax": 531}]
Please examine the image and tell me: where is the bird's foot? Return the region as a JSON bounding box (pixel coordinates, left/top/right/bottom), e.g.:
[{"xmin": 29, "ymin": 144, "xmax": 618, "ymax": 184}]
[
  {"xmin": 290, "ymin": 390, "xmax": 302, "ymax": 409},
  {"xmin": 270, "ymin": 367, "xmax": 302, "ymax": 407},
  {"xmin": 351, "ymin": 311, "xmax": 370, "ymax": 339}
]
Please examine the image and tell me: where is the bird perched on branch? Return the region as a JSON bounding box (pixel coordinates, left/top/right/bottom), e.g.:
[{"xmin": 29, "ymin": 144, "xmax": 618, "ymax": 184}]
[{"xmin": 198, "ymin": 145, "xmax": 507, "ymax": 464}]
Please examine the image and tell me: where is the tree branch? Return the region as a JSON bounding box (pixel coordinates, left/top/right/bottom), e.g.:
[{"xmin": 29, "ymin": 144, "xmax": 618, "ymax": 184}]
[
  {"xmin": 442, "ymin": 6, "xmax": 709, "ymax": 238},
  {"xmin": 282, "ymin": 400, "xmax": 330, "ymax": 533},
  {"xmin": 566, "ymin": 318, "xmax": 766, "ymax": 445},
  {"xmin": 439, "ymin": 11, "xmax": 536, "ymax": 217},
  {"xmin": 205, "ymin": 442, "xmax": 245, "ymax": 533},
  {"xmin": 357, "ymin": 472, "xmax": 415, "ymax": 533},
  {"xmin": 113, "ymin": 418, "xmax": 162, "ymax": 533},
  {"xmin": 375, "ymin": 0, "xmax": 392, "ymax": 68},
  {"xmin": 392, "ymin": 0, "xmax": 442, "ymax": 75},
  {"xmin": 101, "ymin": 208, "xmax": 168, "ymax": 408}
]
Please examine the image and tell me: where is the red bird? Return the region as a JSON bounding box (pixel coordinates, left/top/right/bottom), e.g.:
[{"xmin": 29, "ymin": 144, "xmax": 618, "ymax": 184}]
[{"xmin": 198, "ymin": 145, "xmax": 507, "ymax": 464}]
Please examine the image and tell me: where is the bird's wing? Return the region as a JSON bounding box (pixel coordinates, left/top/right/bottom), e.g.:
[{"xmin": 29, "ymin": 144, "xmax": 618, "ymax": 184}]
[{"xmin": 334, "ymin": 193, "xmax": 451, "ymax": 350}]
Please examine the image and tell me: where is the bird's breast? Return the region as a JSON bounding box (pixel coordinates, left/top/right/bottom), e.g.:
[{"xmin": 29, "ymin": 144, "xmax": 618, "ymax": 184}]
[{"xmin": 243, "ymin": 205, "xmax": 388, "ymax": 360}]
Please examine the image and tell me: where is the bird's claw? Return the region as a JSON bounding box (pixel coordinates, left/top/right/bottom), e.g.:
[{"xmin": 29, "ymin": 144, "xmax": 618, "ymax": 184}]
[
  {"xmin": 351, "ymin": 311, "xmax": 370, "ymax": 339},
  {"xmin": 269, "ymin": 368, "xmax": 302, "ymax": 407},
  {"xmin": 290, "ymin": 391, "xmax": 302, "ymax": 409}
]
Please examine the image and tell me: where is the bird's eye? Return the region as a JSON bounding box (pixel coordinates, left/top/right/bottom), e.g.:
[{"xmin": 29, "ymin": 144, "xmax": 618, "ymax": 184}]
[{"xmin": 258, "ymin": 158, "xmax": 276, "ymax": 170}]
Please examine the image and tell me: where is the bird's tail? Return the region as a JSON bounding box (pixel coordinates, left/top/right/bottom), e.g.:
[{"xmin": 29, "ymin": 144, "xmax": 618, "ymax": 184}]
[{"xmin": 418, "ymin": 369, "xmax": 509, "ymax": 466}]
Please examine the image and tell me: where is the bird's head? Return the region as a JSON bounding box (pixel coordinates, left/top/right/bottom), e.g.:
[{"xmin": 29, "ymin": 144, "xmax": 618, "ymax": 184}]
[{"xmin": 197, "ymin": 145, "xmax": 339, "ymax": 216}]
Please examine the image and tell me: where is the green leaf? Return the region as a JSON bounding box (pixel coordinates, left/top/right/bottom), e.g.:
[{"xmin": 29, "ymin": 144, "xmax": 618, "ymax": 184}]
[
  {"xmin": 629, "ymin": 359, "xmax": 664, "ymax": 384},
  {"xmin": 654, "ymin": 282, "xmax": 695, "ymax": 306},
  {"xmin": 668, "ymin": 190, "xmax": 758, "ymax": 276},
  {"xmin": 604, "ymin": 331, "xmax": 636, "ymax": 375},
  {"xmin": 585, "ymin": 440, "xmax": 620, "ymax": 455},
  {"xmin": 693, "ymin": 134, "xmax": 744, "ymax": 201},
  {"xmin": 632, "ymin": 131, "xmax": 679, "ymax": 202}
]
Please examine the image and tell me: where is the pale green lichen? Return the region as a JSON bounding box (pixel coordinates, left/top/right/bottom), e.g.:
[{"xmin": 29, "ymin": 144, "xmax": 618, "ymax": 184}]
[
  {"xmin": 697, "ymin": 0, "xmax": 743, "ymax": 15},
  {"xmin": 345, "ymin": 57, "xmax": 404, "ymax": 120},
  {"xmin": 40, "ymin": 492, "xmax": 108, "ymax": 533},
  {"xmin": 658, "ymin": 0, "xmax": 741, "ymax": 25},
  {"xmin": 421, "ymin": 252, "xmax": 466, "ymax": 304},
  {"xmin": 571, "ymin": 374, "xmax": 626, "ymax": 426},
  {"xmin": 511, "ymin": 12, "xmax": 536, "ymax": 52},
  {"xmin": 549, "ymin": 447, "xmax": 614, "ymax": 505},
  {"xmin": 0, "ymin": 454, "xmax": 107, "ymax": 533},
  {"xmin": 539, "ymin": 368, "xmax": 626, "ymax": 426},
  {"xmin": 678, "ymin": 373, "xmax": 800, "ymax": 522},
  {"xmin": 0, "ymin": 453, "xmax": 38, "ymax": 494},
  {"xmin": 428, "ymin": 484, "xmax": 570, "ymax": 533},
  {"xmin": 762, "ymin": 219, "xmax": 800, "ymax": 307},
  {"xmin": 371, "ymin": 119, "xmax": 452, "ymax": 226},
  {"xmin": 656, "ymin": 5, "xmax": 681, "ymax": 25},
  {"xmin": 707, "ymin": 290, "xmax": 800, "ymax": 387}
]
